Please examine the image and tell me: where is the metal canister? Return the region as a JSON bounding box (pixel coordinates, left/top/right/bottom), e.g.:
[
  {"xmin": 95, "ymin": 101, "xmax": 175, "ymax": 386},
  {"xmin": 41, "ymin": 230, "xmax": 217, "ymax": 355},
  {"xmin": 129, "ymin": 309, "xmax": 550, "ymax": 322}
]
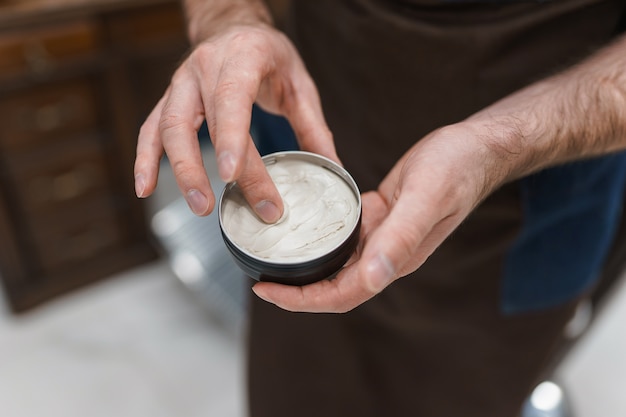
[{"xmin": 218, "ymin": 151, "xmax": 362, "ymax": 286}]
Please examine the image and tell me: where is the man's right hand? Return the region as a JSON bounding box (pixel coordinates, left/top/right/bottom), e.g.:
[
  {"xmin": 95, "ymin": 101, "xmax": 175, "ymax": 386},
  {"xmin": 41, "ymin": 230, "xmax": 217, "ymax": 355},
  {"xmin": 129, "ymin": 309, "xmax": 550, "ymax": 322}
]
[{"xmin": 134, "ymin": 20, "xmax": 337, "ymax": 222}]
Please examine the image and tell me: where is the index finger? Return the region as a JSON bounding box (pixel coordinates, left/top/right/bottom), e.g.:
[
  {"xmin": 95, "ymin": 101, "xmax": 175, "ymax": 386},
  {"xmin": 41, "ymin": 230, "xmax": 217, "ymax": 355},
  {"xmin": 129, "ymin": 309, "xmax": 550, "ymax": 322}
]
[{"xmin": 208, "ymin": 58, "xmax": 285, "ymax": 223}]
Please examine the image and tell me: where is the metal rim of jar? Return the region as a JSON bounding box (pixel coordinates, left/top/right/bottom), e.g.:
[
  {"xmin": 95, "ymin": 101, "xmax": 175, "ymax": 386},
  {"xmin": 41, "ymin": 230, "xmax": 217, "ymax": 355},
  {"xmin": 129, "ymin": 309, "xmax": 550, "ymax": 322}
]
[{"xmin": 218, "ymin": 151, "xmax": 362, "ymax": 267}]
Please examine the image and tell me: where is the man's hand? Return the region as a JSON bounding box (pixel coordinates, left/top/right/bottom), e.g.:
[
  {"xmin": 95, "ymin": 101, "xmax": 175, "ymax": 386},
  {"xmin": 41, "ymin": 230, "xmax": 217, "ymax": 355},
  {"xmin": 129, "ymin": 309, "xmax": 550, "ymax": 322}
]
[
  {"xmin": 251, "ymin": 32, "xmax": 626, "ymax": 312},
  {"xmin": 252, "ymin": 124, "xmax": 495, "ymax": 312},
  {"xmin": 134, "ymin": 21, "xmax": 337, "ymax": 222}
]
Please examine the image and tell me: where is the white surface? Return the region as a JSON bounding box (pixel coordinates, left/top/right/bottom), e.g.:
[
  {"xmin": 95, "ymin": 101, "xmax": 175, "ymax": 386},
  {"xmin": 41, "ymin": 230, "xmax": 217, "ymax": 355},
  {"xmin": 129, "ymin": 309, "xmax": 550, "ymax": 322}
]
[
  {"xmin": 2, "ymin": 262, "xmax": 625, "ymax": 417},
  {"xmin": 556, "ymin": 277, "xmax": 626, "ymax": 417},
  {"xmin": 0, "ymin": 262, "xmax": 245, "ymax": 417}
]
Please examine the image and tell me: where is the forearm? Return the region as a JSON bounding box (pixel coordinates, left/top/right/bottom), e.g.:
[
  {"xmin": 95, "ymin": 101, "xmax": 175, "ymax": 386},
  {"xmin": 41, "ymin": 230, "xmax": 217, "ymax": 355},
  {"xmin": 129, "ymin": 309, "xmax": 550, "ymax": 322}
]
[
  {"xmin": 471, "ymin": 33, "xmax": 626, "ymax": 182},
  {"xmin": 183, "ymin": 0, "xmax": 273, "ymax": 44}
]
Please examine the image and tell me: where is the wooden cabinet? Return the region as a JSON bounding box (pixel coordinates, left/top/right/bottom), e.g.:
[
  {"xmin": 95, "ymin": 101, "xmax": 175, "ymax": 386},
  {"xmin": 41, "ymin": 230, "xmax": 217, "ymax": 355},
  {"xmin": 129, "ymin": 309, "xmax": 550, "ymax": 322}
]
[{"xmin": 0, "ymin": 0, "xmax": 188, "ymax": 312}]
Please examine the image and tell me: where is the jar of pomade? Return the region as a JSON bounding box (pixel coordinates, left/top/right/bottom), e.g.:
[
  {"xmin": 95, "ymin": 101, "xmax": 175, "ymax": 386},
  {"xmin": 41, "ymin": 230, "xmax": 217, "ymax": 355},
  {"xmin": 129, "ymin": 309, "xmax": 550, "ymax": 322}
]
[{"xmin": 218, "ymin": 151, "xmax": 362, "ymax": 286}]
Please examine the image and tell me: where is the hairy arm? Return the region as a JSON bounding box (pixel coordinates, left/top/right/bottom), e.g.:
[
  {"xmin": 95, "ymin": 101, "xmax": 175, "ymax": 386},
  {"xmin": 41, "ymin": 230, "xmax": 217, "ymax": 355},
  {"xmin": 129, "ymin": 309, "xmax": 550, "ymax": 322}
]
[{"xmin": 471, "ymin": 33, "xmax": 626, "ymax": 189}]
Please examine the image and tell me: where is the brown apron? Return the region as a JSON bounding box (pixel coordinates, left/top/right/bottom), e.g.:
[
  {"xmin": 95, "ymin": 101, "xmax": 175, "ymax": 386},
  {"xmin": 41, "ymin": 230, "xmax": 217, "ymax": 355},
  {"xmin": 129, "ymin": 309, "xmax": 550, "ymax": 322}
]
[{"xmin": 248, "ymin": 1, "xmax": 626, "ymax": 416}]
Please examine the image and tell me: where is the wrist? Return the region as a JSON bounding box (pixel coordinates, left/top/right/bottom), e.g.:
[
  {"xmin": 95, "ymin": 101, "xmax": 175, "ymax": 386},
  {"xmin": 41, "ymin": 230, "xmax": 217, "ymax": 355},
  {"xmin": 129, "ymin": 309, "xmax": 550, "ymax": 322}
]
[
  {"xmin": 465, "ymin": 109, "xmax": 545, "ymax": 184},
  {"xmin": 184, "ymin": 0, "xmax": 274, "ymax": 45},
  {"xmin": 466, "ymin": 80, "xmax": 577, "ymax": 184}
]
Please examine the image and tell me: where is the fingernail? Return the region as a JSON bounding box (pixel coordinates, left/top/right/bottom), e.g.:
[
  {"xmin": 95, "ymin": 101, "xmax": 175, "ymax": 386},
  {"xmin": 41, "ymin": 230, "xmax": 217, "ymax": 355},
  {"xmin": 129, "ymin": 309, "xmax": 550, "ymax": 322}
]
[
  {"xmin": 365, "ymin": 253, "xmax": 395, "ymax": 292},
  {"xmin": 186, "ymin": 189, "xmax": 209, "ymax": 215},
  {"xmin": 135, "ymin": 173, "xmax": 146, "ymax": 198},
  {"xmin": 252, "ymin": 286, "xmax": 273, "ymax": 304},
  {"xmin": 255, "ymin": 200, "xmax": 282, "ymax": 223},
  {"xmin": 218, "ymin": 151, "xmax": 236, "ymax": 182}
]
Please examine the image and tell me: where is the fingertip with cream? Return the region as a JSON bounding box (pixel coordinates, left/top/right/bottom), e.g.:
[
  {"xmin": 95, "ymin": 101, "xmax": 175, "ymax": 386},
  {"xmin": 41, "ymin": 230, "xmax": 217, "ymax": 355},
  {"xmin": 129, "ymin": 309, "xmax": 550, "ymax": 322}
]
[{"xmin": 255, "ymin": 199, "xmax": 283, "ymax": 224}]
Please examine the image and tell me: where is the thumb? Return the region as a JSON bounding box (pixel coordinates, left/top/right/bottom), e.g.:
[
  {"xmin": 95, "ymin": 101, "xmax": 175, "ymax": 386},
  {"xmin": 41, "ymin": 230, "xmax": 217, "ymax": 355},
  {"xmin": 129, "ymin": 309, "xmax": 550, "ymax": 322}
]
[{"xmin": 358, "ymin": 193, "xmax": 442, "ymax": 293}]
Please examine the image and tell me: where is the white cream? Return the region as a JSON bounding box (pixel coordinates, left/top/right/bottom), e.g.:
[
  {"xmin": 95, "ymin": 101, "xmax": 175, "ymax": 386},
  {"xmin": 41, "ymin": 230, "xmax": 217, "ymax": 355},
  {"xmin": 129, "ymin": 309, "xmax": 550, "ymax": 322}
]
[{"xmin": 221, "ymin": 157, "xmax": 359, "ymax": 263}]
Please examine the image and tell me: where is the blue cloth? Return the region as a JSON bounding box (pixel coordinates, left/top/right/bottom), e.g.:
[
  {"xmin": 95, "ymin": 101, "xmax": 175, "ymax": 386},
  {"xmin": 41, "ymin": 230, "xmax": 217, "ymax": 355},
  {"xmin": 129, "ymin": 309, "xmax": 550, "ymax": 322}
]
[
  {"xmin": 503, "ymin": 153, "xmax": 626, "ymax": 314},
  {"xmin": 251, "ymin": 105, "xmax": 298, "ymax": 155}
]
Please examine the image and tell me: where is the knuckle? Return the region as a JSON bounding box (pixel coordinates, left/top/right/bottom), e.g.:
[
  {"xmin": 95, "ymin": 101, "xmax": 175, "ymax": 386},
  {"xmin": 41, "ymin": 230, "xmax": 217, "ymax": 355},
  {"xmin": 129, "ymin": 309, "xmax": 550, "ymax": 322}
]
[
  {"xmin": 171, "ymin": 160, "xmax": 200, "ymax": 183},
  {"xmin": 188, "ymin": 46, "xmax": 215, "ymax": 74},
  {"xmin": 395, "ymin": 228, "xmax": 419, "ymax": 258},
  {"xmin": 214, "ymin": 79, "xmax": 241, "ymax": 99},
  {"xmin": 237, "ymin": 174, "xmax": 272, "ymax": 200},
  {"xmin": 229, "ymin": 29, "xmax": 270, "ymax": 51},
  {"xmin": 237, "ymin": 171, "xmax": 264, "ymax": 189},
  {"xmin": 229, "ymin": 30, "xmax": 255, "ymax": 46},
  {"xmin": 359, "ymin": 276, "xmax": 381, "ymax": 299},
  {"xmin": 214, "ymin": 73, "xmax": 259, "ymax": 105},
  {"xmin": 158, "ymin": 112, "xmax": 186, "ymax": 135}
]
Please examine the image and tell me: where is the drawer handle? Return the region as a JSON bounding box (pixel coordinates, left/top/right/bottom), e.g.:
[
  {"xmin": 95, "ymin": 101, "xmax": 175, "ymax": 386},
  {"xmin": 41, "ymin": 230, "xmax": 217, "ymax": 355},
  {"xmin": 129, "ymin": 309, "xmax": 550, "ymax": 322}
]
[
  {"xmin": 23, "ymin": 41, "xmax": 52, "ymax": 74},
  {"xmin": 18, "ymin": 96, "xmax": 82, "ymax": 133},
  {"xmin": 43, "ymin": 224, "xmax": 119, "ymax": 267},
  {"xmin": 27, "ymin": 163, "xmax": 101, "ymax": 205},
  {"xmin": 63, "ymin": 226, "xmax": 118, "ymax": 260}
]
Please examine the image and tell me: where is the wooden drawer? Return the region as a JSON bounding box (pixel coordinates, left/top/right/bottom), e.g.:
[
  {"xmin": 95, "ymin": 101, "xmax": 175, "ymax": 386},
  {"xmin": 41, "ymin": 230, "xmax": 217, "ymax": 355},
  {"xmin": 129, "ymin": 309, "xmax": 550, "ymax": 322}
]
[
  {"xmin": 26, "ymin": 197, "xmax": 127, "ymax": 273},
  {"xmin": 0, "ymin": 79, "xmax": 99, "ymax": 150},
  {"xmin": 107, "ymin": 2, "xmax": 186, "ymax": 49},
  {"xmin": 0, "ymin": 0, "xmax": 176, "ymax": 312},
  {"xmin": 0, "ymin": 20, "xmax": 100, "ymax": 79},
  {"xmin": 4, "ymin": 135, "xmax": 112, "ymax": 214}
]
